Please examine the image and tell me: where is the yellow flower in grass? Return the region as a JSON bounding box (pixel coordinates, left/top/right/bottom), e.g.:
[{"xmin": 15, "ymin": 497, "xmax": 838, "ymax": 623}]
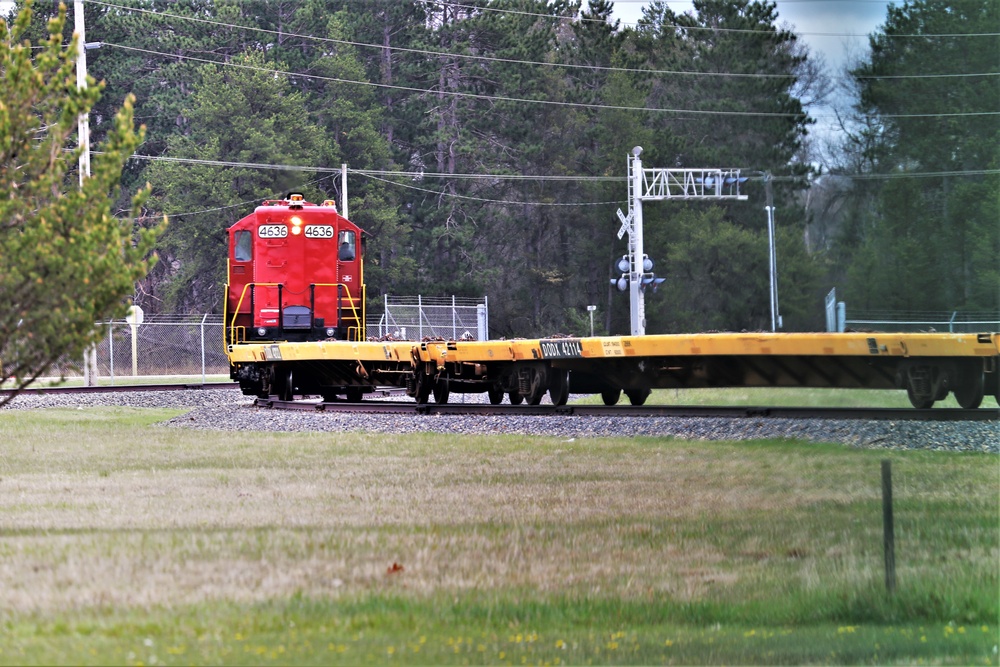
[{"xmin": 664, "ymin": 639, "xmax": 674, "ymax": 647}]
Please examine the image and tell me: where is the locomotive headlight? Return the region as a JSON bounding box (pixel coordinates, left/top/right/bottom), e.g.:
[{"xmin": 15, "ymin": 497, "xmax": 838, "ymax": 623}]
[
  {"xmin": 325, "ymin": 328, "xmax": 335, "ymax": 338},
  {"xmin": 257, "ymin": 327, "xmax": 267, "ymax": 337},
  {"xmin": 290, "ymin": 215, "xmax": 303, "ymax": 234},
  {"xmin": 291, "ymin": 225, "xmax": 302, "ymax": 235}
]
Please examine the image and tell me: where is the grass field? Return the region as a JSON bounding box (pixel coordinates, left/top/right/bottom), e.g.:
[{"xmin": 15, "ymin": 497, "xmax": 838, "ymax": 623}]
[{"xmin": 0, "ymin": 403, "xmax": 996, "ymax": 665}]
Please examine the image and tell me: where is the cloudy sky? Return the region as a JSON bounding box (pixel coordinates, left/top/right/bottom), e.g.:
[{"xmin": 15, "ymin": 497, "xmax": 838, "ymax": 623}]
[
  {"xmin": 611, "ymin": 0, "xmax": 894, "ymax": 72},
  {"xmin": 611, "ymin": 0, "xmax": 896, "ymax": 144}
]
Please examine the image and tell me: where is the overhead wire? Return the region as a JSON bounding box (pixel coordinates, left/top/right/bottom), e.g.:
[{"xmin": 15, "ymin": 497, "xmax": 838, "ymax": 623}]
[
  {"xmin": 102, "ymin": 42, "xmax": 997, "ymax": 119},
  {"xmin": 84, "ymin": 0, "xmax": 998, "ymax": 81}
]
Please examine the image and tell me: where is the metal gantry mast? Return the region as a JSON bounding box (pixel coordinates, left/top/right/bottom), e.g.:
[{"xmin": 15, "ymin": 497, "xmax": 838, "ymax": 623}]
[{"xmin": 614, "ymin": 146, "xmax": 748, "ymax": 336}]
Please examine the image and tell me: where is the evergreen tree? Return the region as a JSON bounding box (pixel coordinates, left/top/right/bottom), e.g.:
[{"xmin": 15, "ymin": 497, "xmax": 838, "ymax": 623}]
[
  {"xmin": 0, "ymin": 1, "xmax": 160, "ymax": 403},
  {"xmin": 842, "ymin": 0, "xmax": 999, "ymax": 312}
]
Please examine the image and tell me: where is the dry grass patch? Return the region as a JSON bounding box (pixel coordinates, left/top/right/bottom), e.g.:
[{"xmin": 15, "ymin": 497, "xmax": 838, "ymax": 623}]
[{"xmin": 0, "ymin": 407, "xmax": 995, "ymax": 631}]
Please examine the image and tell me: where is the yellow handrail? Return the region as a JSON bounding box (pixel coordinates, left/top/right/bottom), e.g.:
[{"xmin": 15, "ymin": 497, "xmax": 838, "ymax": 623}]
[{"xmin": 226, "ymin": 281, "xmax": 366, "ymax": 347}]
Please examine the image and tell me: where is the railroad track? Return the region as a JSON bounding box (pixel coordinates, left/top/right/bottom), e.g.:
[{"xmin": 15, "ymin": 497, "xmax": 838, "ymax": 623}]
[
  {"xmin": 254, "ymin": 397, "xmax": 1000, "ymax": 422},
  {"xmin": 1, "ymin": 382, "xmax": 239, "ymax": 396}
]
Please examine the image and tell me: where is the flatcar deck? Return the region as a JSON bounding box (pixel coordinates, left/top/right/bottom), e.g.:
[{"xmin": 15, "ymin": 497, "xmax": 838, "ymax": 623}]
[{"xmin": 226, "ymin": 331, "xmax": 1000, "ymax": 409}]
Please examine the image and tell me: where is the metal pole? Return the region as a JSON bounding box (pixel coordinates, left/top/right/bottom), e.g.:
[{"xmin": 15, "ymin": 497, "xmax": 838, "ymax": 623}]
[
  {"xmin": 629, "ymin": 148, "xmax": 646, "ymax": 337},
  {"xmin": 341, "ymin": 164, "xmax": 348, "ymax": 219},
  {"xmin": 109, "ymin": 321, "xmax": 115, "ymax": 385},
  {"xmin": 764, "ymin": 173, "xmax": 779, "ymax": 331},
  {"xmin": 200, "ymin": 314, "xmax": 207, "ymax": 383}
]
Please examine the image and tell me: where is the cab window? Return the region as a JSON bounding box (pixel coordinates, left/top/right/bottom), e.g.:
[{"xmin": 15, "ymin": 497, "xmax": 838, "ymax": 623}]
[
  {"xmin": 338, "ymin": 230, "xmax": 356, "ymax": 261},
  {"xmin": 234, "ymin": 230, "xmax": 252, "ymax": 262}
]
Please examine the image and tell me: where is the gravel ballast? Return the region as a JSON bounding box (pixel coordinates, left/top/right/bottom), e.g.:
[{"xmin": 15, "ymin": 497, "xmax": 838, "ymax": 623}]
[{"xmin": 3, "ymin": 388, "xmax": 997, "ymax": 453}]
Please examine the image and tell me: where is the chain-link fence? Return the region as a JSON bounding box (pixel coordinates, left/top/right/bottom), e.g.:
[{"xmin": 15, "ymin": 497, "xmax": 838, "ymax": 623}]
[
  {"xmin": 45, "ymin": 296, "xmax": 490, "ymax": 383},
  {"xmin": 843, "ymin": 310, "xmax": 1000, "ymax": 334},
  {"xmin": 48, "ymin": 315, "xmax": 230, "ymax": 383},
  {"xmin": 367, "ymin": 295, "xmax": 489, "ymax": 340}
]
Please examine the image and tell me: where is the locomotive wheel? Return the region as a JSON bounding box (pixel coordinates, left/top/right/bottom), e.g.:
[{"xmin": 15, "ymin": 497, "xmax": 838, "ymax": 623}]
[
  {"xmin": 487, "ymin": 385, "xmax": 504, "ymax": 405},
  {"xmin": 548, "ymin": 369, "xmax": 570, "ymax": 407},
  {"xmin": 906, "ymin": 385, "xmax": 934, "ymax": 409},
  {"xmin": 625, "ymin": 388, "xmax": 651, "ymax": 406},
  {"xmin": 508, "ymin": 390, "xmax": 524, "ymax": 405},
  {"xmin": 953, "ymin": 365, "xmax": 985, "ymax": 410},
  {"xmin": 433, "ymin": 375, "xmax": 450, "ymax": 404},
  {"xmin": 601, "ymin": 389, "xmax": 621, "ymax": 406}
]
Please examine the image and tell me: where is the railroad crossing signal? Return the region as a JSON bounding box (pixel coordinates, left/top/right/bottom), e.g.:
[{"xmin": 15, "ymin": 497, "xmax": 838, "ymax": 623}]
[
  {"xmin": 616, "ymin": 208, "xmax": 633, "ymax": 240},
  {"xmin": 613, "ymin": 146, "xmax": 747, "ymax": 336}
]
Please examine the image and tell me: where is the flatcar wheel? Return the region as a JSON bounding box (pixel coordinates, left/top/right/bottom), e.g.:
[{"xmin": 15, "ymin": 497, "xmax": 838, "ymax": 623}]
[
  {"xmin": 414, "ymin": 370, "xmax": 432, "ymax": 405},
  {"xmin": 953, "ymin": 367, "xmax": 984, "ymax": 410},
  {"xmin": 601, "ymin": 389, "xmax": 621, "ymax": 406},
  {"xmin": 906, "ymin": 385, "xmax": 934, "ymax": 409},
  {"xmin": 548, "ymin": 369, "xmax": 570, "ymax": 406},
  {"xmin": 433, "ymin": 375, "xmax": 450, "ymax": 404},
  {"xmin": 508, "ymin": 390, "xmax": 524, "ymax": 405},
  {"xmin": 487, "ymin": 385, "xmax": 504, "ymax": 405},
  {"xmin": 279, "ymin": 368, "xmax": 295, "ymax": 401},
  {"xmin": 624, "ymin": 388, "xmax": 651, "ymax": 406}
]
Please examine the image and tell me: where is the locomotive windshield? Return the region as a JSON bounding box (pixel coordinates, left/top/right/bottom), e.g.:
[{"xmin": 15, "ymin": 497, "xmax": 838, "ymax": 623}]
[
  {"xmin": 234, "ymin": 230, "xmax": 252, "ymax": 262},
  {"xmin": 338, "ymin": 230, "xmax": 356, "ymax": 261}
]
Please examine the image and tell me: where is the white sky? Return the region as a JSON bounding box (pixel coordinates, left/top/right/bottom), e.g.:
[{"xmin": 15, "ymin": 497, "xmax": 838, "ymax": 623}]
[
  {"xmin": 611, "ymin": 0, "xmax": 892, "ymax": 71},
  {"xmin": 611, "ymin": 0, "xmax": 895, "ymax": 146}
]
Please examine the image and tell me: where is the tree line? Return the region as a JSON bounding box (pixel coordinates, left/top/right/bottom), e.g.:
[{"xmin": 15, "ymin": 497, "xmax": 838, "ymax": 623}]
[{"xmin": 8, "ymin": 0, "xmax": 998, "ymax": 338}]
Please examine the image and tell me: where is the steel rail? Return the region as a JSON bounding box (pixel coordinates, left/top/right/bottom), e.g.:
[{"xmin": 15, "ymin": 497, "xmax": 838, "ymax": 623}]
[
  {"xmin": 1, "ymin": 382, "xmax": 240, "ymax": 396},
  {"xmin": 253, "ymin": 398, "xmax": 1000, "ymax": 422}
]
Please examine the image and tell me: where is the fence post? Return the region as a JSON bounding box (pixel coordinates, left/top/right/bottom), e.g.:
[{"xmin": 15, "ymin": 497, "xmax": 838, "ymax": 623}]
[
  {"xmin": 201, "ymin": 314, "xmax": 208, "ymax": 383},
  {"xmin": 882, "ymin": 460, "xmax": 896, "ymax": 594},
  {"xmin": 109, "ymin": 320, "xmax": 115, "ymax": 385}
]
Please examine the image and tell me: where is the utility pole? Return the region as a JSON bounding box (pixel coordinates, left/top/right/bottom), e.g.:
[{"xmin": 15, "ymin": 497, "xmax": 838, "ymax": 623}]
[
  {"xmin": 613, "ymin": 147, "xmax": 748, "ymax": 336},
  {"xmin": 75, "ymin": 0, "xmax": 91, "ymax": 187},
  {"xmin": 75, "ymin": 0, "xmax": 100, "ymax": 385}
]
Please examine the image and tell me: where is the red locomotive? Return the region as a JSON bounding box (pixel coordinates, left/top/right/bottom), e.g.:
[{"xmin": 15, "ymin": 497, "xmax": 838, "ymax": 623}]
[{"xmin": 225, "ymin": 194, "xmax": 365, "ymax": 343}]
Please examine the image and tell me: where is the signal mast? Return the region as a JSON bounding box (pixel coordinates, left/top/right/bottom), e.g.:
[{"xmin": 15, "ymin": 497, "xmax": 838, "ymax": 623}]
[{"xmin": 613, "ymin": 146, "xmax": 748, "ymax": 336}]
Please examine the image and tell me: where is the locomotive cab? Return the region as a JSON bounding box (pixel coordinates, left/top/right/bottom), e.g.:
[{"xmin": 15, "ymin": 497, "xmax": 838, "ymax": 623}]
[{"xmin": 225, "ymin": 194, "xmax": 365, "ymax": 344}]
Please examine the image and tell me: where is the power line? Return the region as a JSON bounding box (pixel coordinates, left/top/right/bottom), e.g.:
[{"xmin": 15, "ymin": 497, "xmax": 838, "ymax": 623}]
[
  {"xmin": 102, "ymin": 42, "xmax": 998, "ymax": 119},
  {"xmin": 433, "ymin": 0, "xmax": 999, "ymax": 38},
  {"xmin": 102, "ymin": 42, "xmax": 810, "ymax": 119},
  {"xmin": 84, "ymin": 0, "xmax": 997, "ymax": 81}
]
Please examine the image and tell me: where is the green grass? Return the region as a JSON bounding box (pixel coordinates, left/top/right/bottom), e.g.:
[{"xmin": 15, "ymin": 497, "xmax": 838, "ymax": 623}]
[{"xmin": 0, "ymin": 406, "xmax": 996, "ymax": 665}]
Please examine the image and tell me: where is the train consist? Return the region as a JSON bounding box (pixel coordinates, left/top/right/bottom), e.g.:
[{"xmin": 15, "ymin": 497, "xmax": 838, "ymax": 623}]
[{"xmin": 225, "ymin": 196, "xmax": 1000, "ymax": 409}]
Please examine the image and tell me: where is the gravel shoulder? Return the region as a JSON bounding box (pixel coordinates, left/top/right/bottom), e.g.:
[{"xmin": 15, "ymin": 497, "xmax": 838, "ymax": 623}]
[{"xmin": 3, "ymin": 388, "xmax": 997, "ymax": 453}]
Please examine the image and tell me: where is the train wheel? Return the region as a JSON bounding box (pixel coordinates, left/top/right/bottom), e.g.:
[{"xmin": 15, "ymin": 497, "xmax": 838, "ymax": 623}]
[
  {"xmin": 953, "ymin": 364, "xmax": 984, "ymax": 410},
  {"xmin": 526, "ymin": 371, "xmax": 546, "ymax": 405},
  {"xmin": 906, "ymin": 385, "xmax": 934, "ymax": 409},
  {"xmin": 548, "ymin": 369, "xmax": 570, "ymax": 406},
  {"xmin": 508, "ymin": 390, "xmax": 524, "ymax": 405},
  {"xmin": 487, "ymin": 385, "xmax": 504, "ymax": 405},
  {"xmin": 433, "ymin": 375, "xmax": 450, "ymax": 404},
  {"xmin": 601, "ymin": 389, "xmax": 621, "ymax": 406},
  {"xmin": 625, "ymin": 388, "xmax": 651, "ymax": 406},
  {"xmin": 346, "ymin": 386, "xmax": 364, "ymax": 403},
  {"xmin": 414, "ymin": 370, "xmax": 432, "ymax": 405}
]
